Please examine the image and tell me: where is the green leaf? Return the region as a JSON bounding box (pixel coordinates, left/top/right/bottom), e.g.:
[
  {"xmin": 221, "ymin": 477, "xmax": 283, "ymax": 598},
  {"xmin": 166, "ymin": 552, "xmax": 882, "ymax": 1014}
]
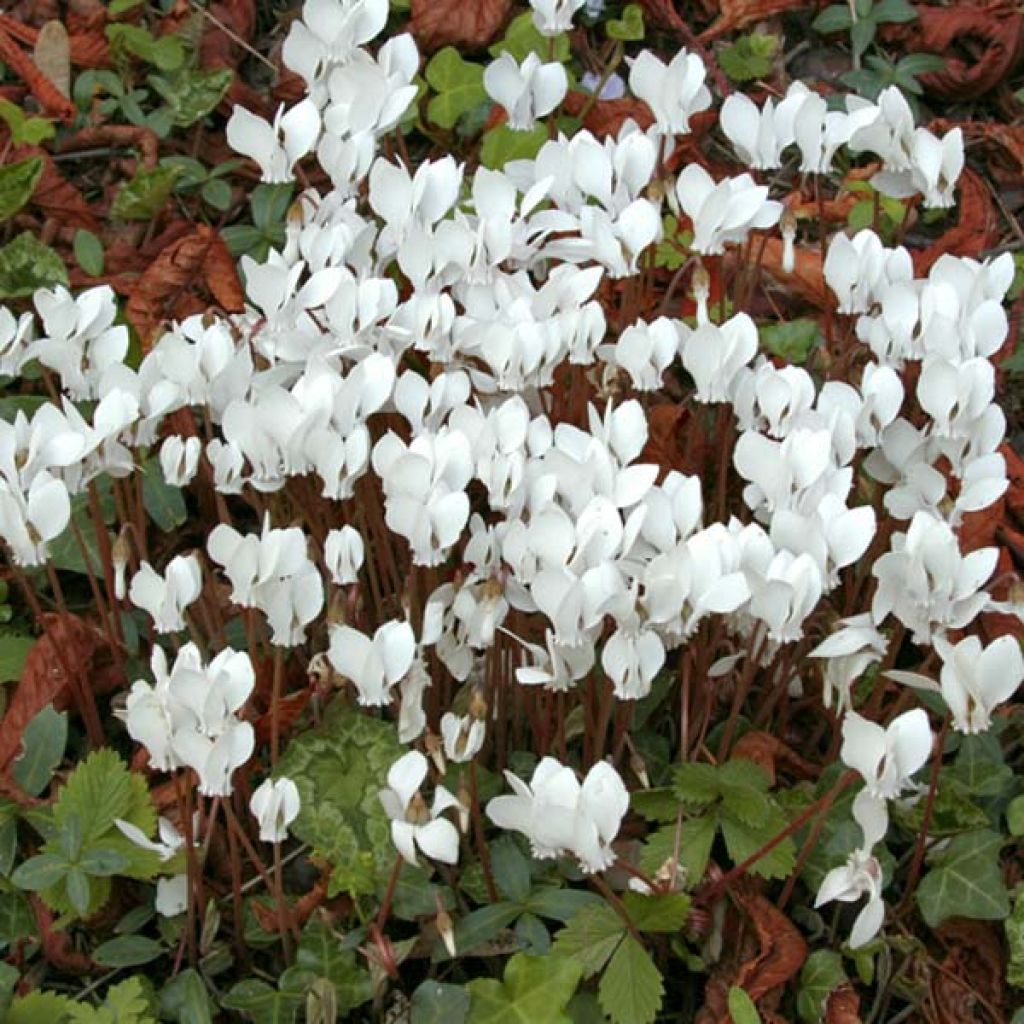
[
  {"xmin": 606, "ymin": 4, "xmax": 645, "ymax": 41},
  {"xmin": 0, "ymin": 157, "xmax": 43, "ymax": 223},
  {"xmin": 871, "ymin": 0, "xmax": 917, "ymax": 22},
  {"xmin": 412, "ymin": 981, "xmax": 471, "ymax": 1024},
  {"xmin": 489, "ymin": 14, "xmax": 570, "ymax": 63},
  {"xmin": 639, "ymin": 813, "xmax": 716, "ymax": 888},
  {"xmin": 73, "ymin": 230, "xmax": 106, "ymax": 277},
  {"xmin": 952, "ymin": 734, "xmax": 1013, "ymax": 799},
  {"xmin": 797, "ymin": 950, "xmax": 847, "ymax": 1023},
  {"xmin": 149, "ymin": 67, "xmax": 233, "ymax": 127},
  {"xmin": 201, "ymin": 177, "xmax": 233, "ymax": 211},
  {"xmin": 551, "ymin": 904, "xmax": 625, "ymax": 977},
  {"xmin": 896, "ymin": 53, "xmax": 946, "ymax": 76},
  {"xmin": 0, "ymin": 634, "xmax": 35, "ymax": 682},
  {"xmin": 718, "ymin": 32, "xmax": 781, "ymax": 82},
  {"xmin": 65, "ymin": 866, "xmax": 91, "ymax": 914},
  {"xmin": 467, "ymin": 952, "xmax": 583, "ymax": 1024},
  {"xmin": 672, "ymin": 762, "xmax": 721, "ymax": 805},
  {"xmin": 524, "ymin": 887, "xmax": 604, "ymax": 924},
  {"xmin": 12, "ymin": 853, "xmax": 68, "ymax": 890},
  {"xmin": 916, "ymin": 829, "xmax": 1010, "ymax": 929},
  {"xmin": 111, "ymin": 165, "xmax": 183, "ymax": 221},
  {"xmin": 160, "ymin": 969, "xmax": 215, "ymax": 1024},
  {"xmin": 727, "ymin": 987, "xmax": 761, "ymax": 1024},
  {"xmin": 451, "ymin": 902, "xmax": 522, "ymax": 957},
  {"xmin": 12, "ymin": 705, "xmax": 67, "ymax": 797},
  {"xmin": 0, "ymin": 891, "xmax": 35, "ymax": 948},
  {"xmin": 425, "ymin": 47, "xmax": 488, "ymax": 131},
  {"xmin": 720, "ymin": 805, "xmax": 797, "ymax": 880},
  {"xmin": 620, "ymin": 890, "xmax": 690, "ymax": 932},
  {"xmin": 759, "ymin": 319, "xmax": 821, "ymax": 364},
  {"xmin": 0, "ymin": 232, "xmax": 68, "ymax": 298},
  {"xmin": 275, "ymin": 704, "xmax": 404, "ymax": 898},
  {"xmin": 142, "ymin": 457, "xmax": 187, "ymax": 530},
  {"xmin": 812, "ymin": 5, "xmax": 854, "ymax": 32},
  {"xmin": 107, "ymin": 23, "xmax": 185, "ymax": 71},
  {"xmin": 598, "ymin": 935, "xmax": 662, "ymax": 1024},
  {"xmin": 9, "ymin": 991, "xmax": 74, "ymax": 1024},
  {"xmin": 109, "ymin": 0, "xmax": 146, "ymax": 14},
  {"xmin": 0, "ymin": 99, "xmax": 55, "ymax": 145},
  {"xmin": 1007, "ymin": 888, "xmax": 1024, "ymax": 989},
  {"xmin": 491, "ymin": 837, "xmax": 532, "ymax": 903},
  {"xmin": 251, "ymin": 182, "xmax": 295, "ymax": 230},
  {"xmin": 93, "ymin": 934, "xmax": 164, "ymax": 967},
  {"xmin": 850, "ymin": 17, "xmax": 877, "ymax": 59},
  {"xmin": 292, "ymin": 917, "xmax": 371, "ymax": 1012},
  {"xmin": 0, "ymin": 961, "xmax": 18, "ymax": 1019},
  {"xmin": 223, "ymin": 980, "xmax": 304, "ymax": 1024},
  {"xmin": 1007, "ymin": 795, "xmax": 1024, "ymax": 837}
]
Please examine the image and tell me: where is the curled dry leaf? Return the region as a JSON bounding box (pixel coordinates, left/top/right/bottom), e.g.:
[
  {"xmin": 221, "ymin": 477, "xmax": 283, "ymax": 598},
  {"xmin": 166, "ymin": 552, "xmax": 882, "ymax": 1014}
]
[
  {"xmin": 884, "ymin": 2, "xmax": 1024, "ymax": 100},
  {"xmin": 0, "ymin": 14, "xmax": 110, "ymax": 68},
  {"xmin": 698, "ymin": 0, "xmax": 813, "ymax": 42},
  {"xmin": 824, "ymin": 985, "xmax": 863, "ymax": 1024},
  {"xmin": 562, "ymin": 90, "xmax": 654, "ymax": 138},
  {"xmin": 731, "ymin": 881, "xmax": 809, "ymax": 1004},
  {"xmin": 0, "ymin": 613, "xmax": 102, "ymax": 776},
  {"xmin": 731, "ymin": 732, "xmax": 815, "ymax": 785},
  {"xmin": 409, "ymin": 0, "xmax": 512, "ymax": 52},
  {"xmin": 759, "ymin": 236, "xmax": 830, "ymax": 308},
  {"xmin": 126, "ymin": 225, "xmax": 245, "ymax": 348},
  {"xmin": 934, "ymin": 920, "xmax": 1005, "ymax": 1021}
]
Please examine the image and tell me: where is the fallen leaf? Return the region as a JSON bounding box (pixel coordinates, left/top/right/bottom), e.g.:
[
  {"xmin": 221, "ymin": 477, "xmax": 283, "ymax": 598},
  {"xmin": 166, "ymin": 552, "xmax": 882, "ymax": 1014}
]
[
  {"xmin": 126, "ymin": 225, "xmax": 245, "ymax": 347},
  {"xmin": 0, "ymin": 24, "xmax": 76, "ymax": 121},
  {"xmin": 11, "ymin": 144, "xmax": 100, "ymax": 230},
  {"xmin": 409, "ymin": 0, "xmax": 512, "ymax": 51},
  {"xmin": 698, "ymin": 0, "xmax": 812, "ymax": 42},
  {"xmin": 31, "ymin": 894, "xmax": 94, "ymax": 972},
  {"xmin": 0, "ymin": 613, "xmax": 102, "ymax": 776},
  {"xmin": 32, "ymin": 20, "xmax": 71, "ymax": 98},
  {"xmin": 824, "ymin": 985, "xmax": 863, "ymax": 1024},
  {"xmin": 731, "ymin": 732, "xmax": 815, "ymax": 785},
  {"xmin": 884, "ymin": 2, "xmax": 1024, "ymax": 100},
  {"xmin": 732, "ymin": 881, "xmax": 809, "ymax": 1004},
  {"xmin": 912, "ymin": 169, "xmax": 998, "ymax": 275},
  {"xmin": 562, "ymin": 90, "xmax": 654, "ymax": 138},
  {"xmin": 0, "ymin": 14, "xmax": 110, "ymax": 68}
]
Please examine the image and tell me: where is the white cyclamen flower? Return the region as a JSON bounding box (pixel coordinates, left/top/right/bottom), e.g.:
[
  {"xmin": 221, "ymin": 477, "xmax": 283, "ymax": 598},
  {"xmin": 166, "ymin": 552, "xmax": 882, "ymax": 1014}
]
[
  {"xmin": 484, "ymin": 52, "xmax": 568, "ymax": 132},
  {"xmin": 808, "ymin": 614, "xmax": 888, "ymax": 712},
  {"xmin": 379, "ymin": 750, "xmax": 461, "ymax": 866},
  {"xmin": 159, "ymin": 435, "xmax": 201, "ymax": 486},
  {"xmin": 529, "ymin": 0, "xmax": 588, "ymax": 35},
  {"xmin": 226, "ymin": 100, "xmax": 320, "ymax": 183},
  {"xmin": 328, "ymin": 620, "xmax": 415, "ymax": 706},
  {"xmin": 440, "ymin": 711, "xmax": 486, "ymax": 764},
  {"xmin": 628, "ymin": 49, "xmax": 711, "ymax": 135},
  {"xmin": 250, "ymin": 777, "xmax": 301, "ymax": 843},
  {"xmin": 815, "ymin": 847, "xmax": 885, "ymax": 949},
  {"xmin": 129, "ymin": 554, "xmax": 203, "ymax": 634},
  {"xmin": 933, "ymin": 634, "xmax": 1024, "ymax": 734},
  {"xmin": 486, "ymin": 757, "xmax": 629, "ymax": 873},
  {"xmin": 324, "ymin": 525, "xmax": 365, "ymax": 585},
  {"xmin": 840, "ymin": 708, "xmax": 931, "ymax": 802}
]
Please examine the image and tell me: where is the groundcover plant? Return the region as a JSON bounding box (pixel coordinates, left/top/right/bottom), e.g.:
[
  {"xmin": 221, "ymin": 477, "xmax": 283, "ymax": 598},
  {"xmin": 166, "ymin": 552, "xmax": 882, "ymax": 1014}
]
[{"xmin": 0, "ymin": 0, "xmax": 1022, "ymax": 1020}]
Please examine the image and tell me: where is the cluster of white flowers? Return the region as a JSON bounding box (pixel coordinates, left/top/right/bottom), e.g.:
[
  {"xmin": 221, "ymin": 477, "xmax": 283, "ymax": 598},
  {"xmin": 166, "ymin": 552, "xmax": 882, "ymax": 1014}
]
[{"xmin": 0, "ymin": 0, "xmax": 1018, "ymax": 942}]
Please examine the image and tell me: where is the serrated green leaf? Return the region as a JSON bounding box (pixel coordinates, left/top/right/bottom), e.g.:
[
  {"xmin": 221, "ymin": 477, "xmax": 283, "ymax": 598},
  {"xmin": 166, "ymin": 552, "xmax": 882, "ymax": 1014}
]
[
  {"xmin": 425, "ymin": 47, "xmax": 488, "ymax": 130},
  {"xmin": 672, "ymin": 762, "xmax": 721, "ymax": 805},
  {"xmin": 65, "ymin": 866, "xmax": 90, "ymax": 914},
  {"xmin": 620, "ymin": 890, "xmax": 690, "ymax": 933},
  {"xmin": 0, "ymin": 232, "xmax": 68, "ymax": 298},
  {"xmin": 727, "ymin": 986, "xmax": 761, "ymax": 1024},
  {"xmin": 111, "ymin": 165, "xmax": 183, "ymax": 221},
  {"xmin": 467, "ymin": 952, "xmax": 582, "ymax": 1024},
  {"xmin": 12, "ymin": 705, "xmax": 67, "ymax": 797},
  {"xmin": 917, "ymin": 829, "xmax": 1009, "ymax": 928},
  {"xmin": 223, "ymin": 980, "xmax": 304, "ymax": 1024},
  {"xmin": 9, "ymin": 991, "xmax": 74, "ymax": 1024},
  {"xmin": 552, "ymin": 904, "xmax": 625, "ymax": 976},
  {"xmin": 412, "ymin": 981, "xmax": 471, "ymax": 1024},
  {"xmin": 720, "ymin": 806, "xmax": 796, "ymax": 880},
  {"xmin": 639, "ymin": 813, "xmax": 716, "ymax": 888},
  {"xmin": 93, "ymin": 934, "xmax": 164, "ymax": 967},
  {"xmin": 598, "ymin": 935, "xmax": 662, "ymax": 1024},
  {"xmin": 0, "ymin": 158, "xmax": 43, "ymax": 223},
  {"xmin": 797, "ymin": 950, "xmax": 847, "ymax": 1023},
  {"xmin": 73, "ymin": 229, "xmax": 105, "ymax": 277},
  {"xmin": 719, "ymin": 32, "xmax": 780, "ymax": 82}
]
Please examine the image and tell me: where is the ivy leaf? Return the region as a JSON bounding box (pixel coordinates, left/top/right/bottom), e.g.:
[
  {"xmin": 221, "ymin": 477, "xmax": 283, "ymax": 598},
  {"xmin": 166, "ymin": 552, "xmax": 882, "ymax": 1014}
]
[
  {"xmin": 0, "ymin": 232, "xmax": 68, "ymax": 298},
  {"xmin": 917, "ymin": 830, "xmax": 1010, "ymax": 928},
  {"xmin": 111, "ymin": 165, "xmax": 183, "ymax": 221},
  {"xmin": 0, "ymin": 158, "xmax": 43, "ymax": 223},
  {"xmin": 551, "ymin": 904, "xmax": 625, "ymax": 976},
  {"xmin": 598, "ymin": 935, "xmax": 663, "ymax": 1024},
  {"xmin": 425, "ymin": 48, "xmax": 488, "ymax": 131},
  {"xmin": 160, "ymin": 969, "xmax": 215, "ymax": 1024},
  {"xmin": 467, "ymin": 952, "xmax": 582, "ymax": 1023},
  {"xmin": 411, "ymin": 981, "xmax": 471, "ymax": 1024},
  {"xmin": 759, "ymin": 319, "xmax": 821, "ymax": 364},
  {"xmin": 490, "ymin": 837, "xmax": 532, "ymax": 903},
  {"xmin": 797, "ymin": 950, "xmax": 847, "ymax": 1023},
  {"xmin": 291, "ymin": 918, "xmax": 371, "ymax": 1012},
  {"xmin": 606, "ymin": 4, "xmax": 645, "ymax": 41}
]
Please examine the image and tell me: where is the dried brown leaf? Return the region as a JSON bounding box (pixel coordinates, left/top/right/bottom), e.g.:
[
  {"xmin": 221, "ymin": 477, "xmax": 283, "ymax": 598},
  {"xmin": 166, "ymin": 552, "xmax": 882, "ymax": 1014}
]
[{"xmin": 409, "ymin": 0, "xmax": 512, "ymax": 51}]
